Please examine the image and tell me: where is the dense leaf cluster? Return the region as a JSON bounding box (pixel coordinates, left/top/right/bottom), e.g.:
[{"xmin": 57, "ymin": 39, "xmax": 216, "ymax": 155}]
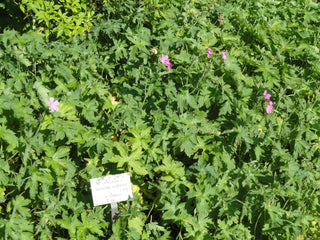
[{"xmin": 0, "ymin": 0, "xmax": 320, "ymax": 239}]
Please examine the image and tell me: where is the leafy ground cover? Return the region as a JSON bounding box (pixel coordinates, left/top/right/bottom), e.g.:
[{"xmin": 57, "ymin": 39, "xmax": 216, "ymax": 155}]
[{"xmin": 1, "ymin": 0, "xmax": 320, "ymax": 239}]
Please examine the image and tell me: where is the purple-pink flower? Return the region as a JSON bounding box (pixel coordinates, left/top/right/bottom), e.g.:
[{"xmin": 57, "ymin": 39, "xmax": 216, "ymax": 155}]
[
  {"xmin": 207, "ymin": 48, "xmax": 212, "ymax": 58},
  {"xmin": 263, "ymin": 90, "xmax": 271, "ymax": 100},
  {"xmin": 221, "ymin": 50, "xmax": 227, "ymax": 61},
  {"xmin": 160, "ymin": 54, "xmax": 172, "ymax": 71},
  {"xmin": 266, "ymin": 101, "xmax": 273, "ymax": 114},
  {"xmin": 48, "ymin": 97, "xmax": 59, "ymax": 112},
  {"xmin": 166, "ymin": 61, "xmax": 172, "ymax": 71},
  {"xmin": 160, "ymin": 54, "xmax": 169, "ymax": 64}
]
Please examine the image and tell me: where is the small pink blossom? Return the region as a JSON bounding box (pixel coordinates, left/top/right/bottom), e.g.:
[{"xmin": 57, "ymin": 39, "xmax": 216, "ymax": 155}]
[
  {"xmin": 160, "ymin": 54, "xmax": 172, "ymax": 71},
  {"xmin": 263, "ymin": 90, "xmax": 271, "ymax": 100},
  {"xmin": 266, "ymin": 101, "xmax": 273, "ymax": 114},
  {"xmin": 48, "ymin": 97, "xmax": 59, "ymax": 112},
  {"xmin": 160, "ymin": 54, "xmax": 170, "ymax": 64},
  {"xmin": 221, "ymin": 50, "xmax": 227, "ymax": 61},
  {"xmin": 166, "ymin": 61, "xmax": 172, "ymax": 71},
  {"xmin": 207, "ymin": 48, "xmax": 212, "ymax": 58}
]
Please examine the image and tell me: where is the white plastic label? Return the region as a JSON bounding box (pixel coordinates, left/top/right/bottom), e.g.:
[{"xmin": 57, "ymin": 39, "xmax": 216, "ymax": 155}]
[{"xmin": 90, "ymin": 172, "xmax": 133, "ymax": 206}]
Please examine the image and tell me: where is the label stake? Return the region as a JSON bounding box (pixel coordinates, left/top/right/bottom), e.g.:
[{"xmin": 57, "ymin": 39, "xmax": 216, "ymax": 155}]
[{"xmin": 111, "ymin": 202, "xmax": 118, "ymax": 222}]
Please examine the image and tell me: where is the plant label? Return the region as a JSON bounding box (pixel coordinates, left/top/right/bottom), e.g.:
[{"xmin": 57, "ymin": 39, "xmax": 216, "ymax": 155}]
[{"xmin": 90, "ymin": 172, "xmax": 133, "ymax": 207}]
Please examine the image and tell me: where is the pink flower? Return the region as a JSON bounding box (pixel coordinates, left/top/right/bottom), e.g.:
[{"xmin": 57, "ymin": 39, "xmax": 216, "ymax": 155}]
[
  {"xmin": 48, "ymin": 97, "xmax": 59, "ymax": 112},
  {"xmin": 266, "ymin": 101, "xmax": 273, "ymax": 114},
  {"xmin": 221, "ymin": 50, "xmax": 227, "ymax": 60},
  {"xmin": 160, "ymin": 54, "xmax": 170, "ymax": 64},
  {"xmin": 207, "ymin": 48, "xmax": 212, "ymax": 58},
  {"xmin": 160, "ymin": 54, "xmax": 172, "ymax": 71},
  {"xmin": 166, "ymin": 61, "xmax": 172, "ymax": 71},
  {"xmin": 263, "ymin": 90, "xmax": 271, "ymax": 100}
]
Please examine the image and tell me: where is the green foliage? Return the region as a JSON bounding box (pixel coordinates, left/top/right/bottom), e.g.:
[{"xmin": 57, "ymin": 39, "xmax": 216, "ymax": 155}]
[
  {"xmin": 0, "ymin": 0, "xmax": 27, "ymax": 33},
  {"xmin": 1, "ymin": 0, "xmax": 320, "ymax": 239},
  {"xmin": 18, "ymin": 0, "xmax": 95, "ymax": 39}
]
